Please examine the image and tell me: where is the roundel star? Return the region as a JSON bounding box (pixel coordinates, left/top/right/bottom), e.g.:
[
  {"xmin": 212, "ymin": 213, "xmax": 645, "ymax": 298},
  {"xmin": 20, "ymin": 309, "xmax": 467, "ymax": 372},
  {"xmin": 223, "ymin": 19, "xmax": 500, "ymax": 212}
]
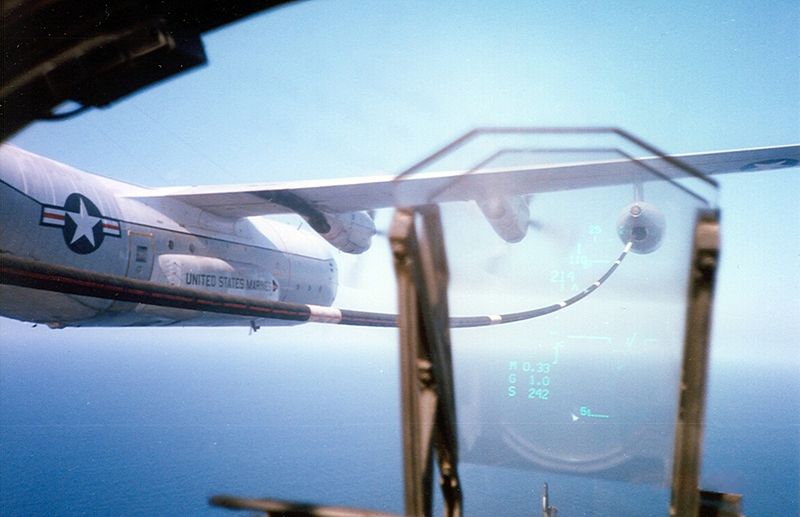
[{"xmin": 67, "ymin": 197, "xmax": 101, "ymax": 247}]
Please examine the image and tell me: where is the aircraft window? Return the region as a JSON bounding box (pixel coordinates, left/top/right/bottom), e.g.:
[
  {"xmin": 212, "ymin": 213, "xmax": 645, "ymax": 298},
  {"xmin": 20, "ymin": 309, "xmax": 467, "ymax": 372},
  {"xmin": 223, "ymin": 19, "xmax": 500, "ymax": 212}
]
[{"xmin": 135, "ymin": 245, "xmax": 148, "ymax": 263}]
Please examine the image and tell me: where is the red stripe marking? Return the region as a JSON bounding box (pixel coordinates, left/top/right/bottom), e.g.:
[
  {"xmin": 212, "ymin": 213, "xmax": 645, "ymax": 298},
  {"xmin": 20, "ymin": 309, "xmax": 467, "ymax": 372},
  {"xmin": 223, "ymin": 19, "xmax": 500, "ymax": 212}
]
[{"xmin": 3, "ymin": 266, "xmax": 311, "ymax": 322}]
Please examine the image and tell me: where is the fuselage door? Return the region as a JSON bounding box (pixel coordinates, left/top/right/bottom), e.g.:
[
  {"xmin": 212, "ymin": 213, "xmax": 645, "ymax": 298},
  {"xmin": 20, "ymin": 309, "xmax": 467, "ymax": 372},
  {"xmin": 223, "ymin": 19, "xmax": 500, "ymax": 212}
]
[{"xmin": 126, "ymin": 231, "xmax": 155, "ymax": 281}]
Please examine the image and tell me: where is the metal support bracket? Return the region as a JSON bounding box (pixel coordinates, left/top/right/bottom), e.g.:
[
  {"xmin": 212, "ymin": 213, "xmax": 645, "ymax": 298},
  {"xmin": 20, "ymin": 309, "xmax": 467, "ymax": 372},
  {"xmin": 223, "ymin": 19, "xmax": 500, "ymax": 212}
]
[
  {"xmin": 670, "ymin": 209, "xmax": 721, "ymax": 517},
  {"xmin": 390, "ymin": 205, "xmax": 462, "ymax": 517}
]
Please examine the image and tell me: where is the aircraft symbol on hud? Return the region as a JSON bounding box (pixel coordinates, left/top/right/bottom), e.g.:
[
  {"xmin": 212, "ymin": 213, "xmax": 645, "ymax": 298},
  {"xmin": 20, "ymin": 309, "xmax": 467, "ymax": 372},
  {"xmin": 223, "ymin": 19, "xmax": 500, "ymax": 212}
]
[{"xmin": 40, "ymin": 193, "xmax": 121, "ymax": 254}]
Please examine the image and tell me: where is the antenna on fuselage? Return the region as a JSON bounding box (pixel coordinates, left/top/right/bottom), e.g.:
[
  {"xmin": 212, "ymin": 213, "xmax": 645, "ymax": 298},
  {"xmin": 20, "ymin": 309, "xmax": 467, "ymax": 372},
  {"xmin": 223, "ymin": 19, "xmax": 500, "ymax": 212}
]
[{"xmin": 541, "ymin": 482, "xmax": 558, "ymax": 517}]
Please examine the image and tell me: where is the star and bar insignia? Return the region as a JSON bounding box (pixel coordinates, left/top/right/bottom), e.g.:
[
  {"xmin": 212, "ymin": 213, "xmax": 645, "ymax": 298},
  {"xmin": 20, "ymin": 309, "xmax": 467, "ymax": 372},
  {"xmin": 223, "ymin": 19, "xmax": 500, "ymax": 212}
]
[
  {"xmin": 40, "ymin": 193, "xmax": 121, "ymax": 254},
  {"xmin": 740, "ymin": 158, "xmax": 799, "ymax": 171}
]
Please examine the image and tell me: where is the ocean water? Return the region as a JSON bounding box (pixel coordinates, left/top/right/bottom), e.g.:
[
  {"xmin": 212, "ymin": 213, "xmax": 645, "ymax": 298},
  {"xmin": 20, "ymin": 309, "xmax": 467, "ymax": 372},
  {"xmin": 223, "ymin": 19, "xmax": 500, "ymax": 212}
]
[
  {"xmin": 0, "ymin": 328, "xmax": 405, "ymax": 515},
  {"xmin": 1, "ymin": 325, "xmax": 797, "ymax": 516}
]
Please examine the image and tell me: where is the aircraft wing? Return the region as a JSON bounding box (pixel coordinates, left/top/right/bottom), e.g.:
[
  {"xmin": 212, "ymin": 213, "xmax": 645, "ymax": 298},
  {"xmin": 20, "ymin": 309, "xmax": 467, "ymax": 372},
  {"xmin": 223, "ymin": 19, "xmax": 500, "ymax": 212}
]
[{"xmin": 128, "ymin": 144, "xmax": 799, "ymax": 218}]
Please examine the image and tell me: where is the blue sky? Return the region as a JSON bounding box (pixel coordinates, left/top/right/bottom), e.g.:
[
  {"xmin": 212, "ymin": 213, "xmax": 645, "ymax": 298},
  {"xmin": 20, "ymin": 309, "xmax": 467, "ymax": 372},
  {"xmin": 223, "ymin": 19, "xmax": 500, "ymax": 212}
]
[
  {"xmin": 9, "ymin": 1, "xmax": 799, "ymax": 183},
  {"xmin": 2, "ymin": 1, "xmax": 799, "ymax": 514}
]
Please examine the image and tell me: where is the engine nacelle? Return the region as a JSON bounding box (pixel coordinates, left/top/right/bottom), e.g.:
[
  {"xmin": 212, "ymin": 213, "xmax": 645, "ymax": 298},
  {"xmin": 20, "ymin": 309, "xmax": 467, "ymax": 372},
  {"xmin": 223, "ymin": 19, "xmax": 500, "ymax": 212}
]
[
  {"xmin": 476, "ymin": 195, "xmax": 530, "ymax": 243},
  {"xmin": 306, "ymin": 211, "xmax": 376, "ymax": 254}
]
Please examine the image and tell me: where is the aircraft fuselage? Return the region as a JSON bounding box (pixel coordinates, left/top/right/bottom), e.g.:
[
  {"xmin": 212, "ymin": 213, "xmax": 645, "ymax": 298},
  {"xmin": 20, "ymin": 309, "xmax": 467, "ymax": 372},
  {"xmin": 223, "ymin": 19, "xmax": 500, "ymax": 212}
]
[{"xmin": 0, "ymin": 145, "xmax": 338, "ymax": 327}]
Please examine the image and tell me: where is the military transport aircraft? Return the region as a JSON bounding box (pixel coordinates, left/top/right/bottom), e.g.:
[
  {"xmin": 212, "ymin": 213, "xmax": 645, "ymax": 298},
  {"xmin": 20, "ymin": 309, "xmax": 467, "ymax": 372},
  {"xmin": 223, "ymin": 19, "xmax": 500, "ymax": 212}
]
[{"xmin": 1, "ymin": 140, "xmax": 798, "ymax": 330}]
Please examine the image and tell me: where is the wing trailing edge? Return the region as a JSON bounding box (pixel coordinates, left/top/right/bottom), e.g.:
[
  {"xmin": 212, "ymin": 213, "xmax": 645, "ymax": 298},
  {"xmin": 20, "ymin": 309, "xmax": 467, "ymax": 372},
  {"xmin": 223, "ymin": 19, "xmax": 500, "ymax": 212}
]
[{"xmin": 124, "ymin": 144, "xmax": 799, "ymax": 219}]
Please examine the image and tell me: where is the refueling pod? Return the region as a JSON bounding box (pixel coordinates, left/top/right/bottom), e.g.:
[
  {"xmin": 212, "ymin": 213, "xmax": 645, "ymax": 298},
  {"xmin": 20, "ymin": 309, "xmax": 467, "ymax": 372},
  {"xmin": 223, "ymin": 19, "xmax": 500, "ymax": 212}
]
[{"xmin": 617, "ymin": 201, "xmax": 665, "ymax": 254}]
